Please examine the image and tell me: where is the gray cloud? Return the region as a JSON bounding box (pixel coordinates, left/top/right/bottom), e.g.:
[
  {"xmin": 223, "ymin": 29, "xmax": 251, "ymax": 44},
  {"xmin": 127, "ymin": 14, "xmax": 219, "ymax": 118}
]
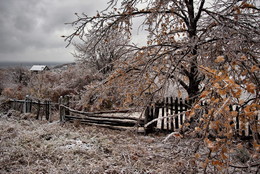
[{"xmin": 0, "ymin": 0, "xmax": 108, "ymax": 63}]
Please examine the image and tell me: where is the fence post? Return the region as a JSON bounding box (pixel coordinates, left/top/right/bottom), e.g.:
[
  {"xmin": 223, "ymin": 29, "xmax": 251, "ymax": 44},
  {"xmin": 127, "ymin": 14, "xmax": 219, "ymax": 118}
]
[
  {"xmin": 64, "ymin": 95, "xmax": 70, "ymax": 116},
  {"xmin": 144, "ymin": 106, "xmax": 154, "ymax": 134},
  {"xmin": 161, "ymin": 100, "xmax": 165, "ymax": 130},
  {"xmin": 179, "ymin": 98, "xmax": 184, "ymax": 125},
  {"xmin": 12, "ymin": 99, "xmax": 17, "ymax": 110},
  {"xmin": 44, "ymin": 100, "xmax": 51, "ymax": 122},
  {"xmin": 154, "ymin": 103, "xmax": 160, "ymax": 130},
  {"xmin": 44, "ymin": 100, "xmax": 49, "ymax": 121},
  {"xmin": 59, "ymin": 96, "xmax": 63, "ymax": 122},
  {"xmin": 29, "ymin": 99, "xmax": 32, "ymax": 113},
  {"xmin": 23, "ymin": 95, "xmax": 29, "ymax": 113},
  {"xmin": 59, "ymin": 96, "xmax": 68, "ymax": 122},
  {"xmin": 36, "ymin": 100, "xmax": 40, "ymax": 120}
]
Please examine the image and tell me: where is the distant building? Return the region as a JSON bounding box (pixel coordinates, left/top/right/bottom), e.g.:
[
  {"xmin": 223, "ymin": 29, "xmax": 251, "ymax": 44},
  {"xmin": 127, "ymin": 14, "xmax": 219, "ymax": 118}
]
[{"xmin": 30, "ymin": 65, "xmax": 50, "ymax": 73}]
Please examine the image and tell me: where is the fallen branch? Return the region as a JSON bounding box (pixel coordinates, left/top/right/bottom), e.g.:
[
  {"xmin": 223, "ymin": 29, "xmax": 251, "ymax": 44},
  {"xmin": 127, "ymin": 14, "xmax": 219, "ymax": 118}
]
[
  {"xmin": 163, "ymin": 132, "xmax": 183, "ymax": 142},
  {"xmin": 229, "ymin": 162, "xmax": 260, "ymax": 168}
]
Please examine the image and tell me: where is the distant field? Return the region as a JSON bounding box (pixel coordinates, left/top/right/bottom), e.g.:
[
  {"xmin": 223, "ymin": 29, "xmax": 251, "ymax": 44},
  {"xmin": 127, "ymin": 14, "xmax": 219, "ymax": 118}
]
[{"xmin": 0, "ymin": 61, "xmax": 70, "ymax": 69}]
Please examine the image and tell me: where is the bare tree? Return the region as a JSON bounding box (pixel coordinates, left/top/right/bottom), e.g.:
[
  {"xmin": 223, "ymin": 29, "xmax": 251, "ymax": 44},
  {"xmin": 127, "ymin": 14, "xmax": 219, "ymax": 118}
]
[{"xmin": 74, "ymin": 29, "xmax": 132, "ymax": 74}]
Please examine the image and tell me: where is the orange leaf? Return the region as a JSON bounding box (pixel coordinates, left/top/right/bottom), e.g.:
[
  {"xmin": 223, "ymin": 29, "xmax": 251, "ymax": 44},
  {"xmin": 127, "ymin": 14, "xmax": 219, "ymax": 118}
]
[
  {"xmin": 246, "ymin": 83, "xmax": 256, "ymax": 93},
  {"xmin": 233, "ymin": 89, "xmax": 242, "ymax": 98},
  {"xmin": 200, "ymin": 91, "xmax": 210, "ymax": 98},
  {"xmin": 213, "ymin": 83, "xmax": 221, "ymax": 89},
  {"xmin": 241, "ymin": 70, "xmax": 248, "ymax": 76},
  {"xmin": 218, "ymin": 89, "xmax": 226, "ymax": 95},
  {"xmin": 251, "ymin": 65, "xmax": 259, "ymax": 73},
  {"xmin": 205, "ymin": 138, "xmax": 215, "ymax": 150},
  {"xmin": 195, "ymin": 153, "xmax": 201, "ymax": 159},
  {"xmin": 237, "ymin": 143, "xmax": 243, "ymax": 149},
  {"xmin": 221, "ymin": 153, "xmax": 228, "ymax": 160},
  {"xmin": 230, "ymin": 111, "xmax": 238, "ymax": 117},
  {"xmin": 215, "ymin": 56, "xmax": 225, "ymax": 63},
  {"xmin": 240, "ymin": 55, "xmax": 247, "ymax": 60},
  {"xmin": 241, "ymin": 2, "xmax": 256, "ymax": 9},
  {"xmin": 195, "ymin": 127, "xmax": 202, "ymax": 132},
  {"xmin": 212, "ymin": 160, "xmax": 223, "ymax": 166}
]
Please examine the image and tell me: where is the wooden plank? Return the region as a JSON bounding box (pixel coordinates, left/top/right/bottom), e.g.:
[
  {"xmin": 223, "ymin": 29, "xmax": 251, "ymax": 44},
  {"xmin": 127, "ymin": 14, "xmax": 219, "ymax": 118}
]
[
  {"xmin": 29, "ymin": 99, "xmax": 32, "ymax": 113},
  {"xmin": 77, "ymin": 122, "xmax": 133, "ymax": 131},
  {"xmin": 88, "ymin": 109, "xmax": 135, "ymax": 114},
  {"xmin": 64, "ymin": 115, "xmax": 143, "ymax": 123},
  {"xmin": 66, "ymin": 107, "xmax": 141, "ymax": 121},
  {"xmin": 161, "ymin": 100, "xmax": 165, "ymax": 130},
  {"xmin": 64, "ymin": 115, "xmax": 142, "ymax": 127},
  {"xmin": 235, "ymin": 106, "xmax": 240, "ymax": 131},
  {"xmin": 36, "ymin": 100, "xmax": 40, "ymax": 120},
  {"xmin": 166, "ymin": 97, "xmax": 169, "ymax": 131},
  {"xmin": 180, "ymin": 98, "xmax": 184, "ymax": 125},
  {"xmin": 154, "ymin": 104, "xmax": 160, "ymax": 129},
  {"xmin": 144, "ymin": 106, "xmax": 150, "ymax": 134},
  {"xmin": 174, "ymin": 97, "xmax": 179, "ymax": 129},
  {"xmin": 170, "ymin": 97, "xmax": 174, "ymax": 131}
]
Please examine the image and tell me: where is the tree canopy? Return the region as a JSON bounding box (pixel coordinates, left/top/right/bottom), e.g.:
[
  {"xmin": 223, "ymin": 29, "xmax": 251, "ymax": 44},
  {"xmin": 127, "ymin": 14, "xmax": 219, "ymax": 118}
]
[{"xmin": 66, "ymin": 0, "xmax": 259, "ymax": 103}]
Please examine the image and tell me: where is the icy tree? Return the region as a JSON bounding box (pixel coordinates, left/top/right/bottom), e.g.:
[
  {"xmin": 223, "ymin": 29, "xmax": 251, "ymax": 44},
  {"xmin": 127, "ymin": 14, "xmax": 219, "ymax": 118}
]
[{"xmin": 66, "ymin": 0, "xmax": 260, "ymax": 171}]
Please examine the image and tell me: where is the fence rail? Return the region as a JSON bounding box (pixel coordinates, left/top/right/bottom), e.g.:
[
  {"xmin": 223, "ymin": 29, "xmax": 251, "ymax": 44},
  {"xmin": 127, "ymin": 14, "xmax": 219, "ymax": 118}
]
[
  {"xmin": 9, "ymin": 97, "xmax": 52, "ymax": 121},
  {"xmin": 58, "ymin": 95, "xmax": 144, "ymax": 130},
  {"xmin": 59, "ymin": 104, "xmax": 144, "ymax": 131}
]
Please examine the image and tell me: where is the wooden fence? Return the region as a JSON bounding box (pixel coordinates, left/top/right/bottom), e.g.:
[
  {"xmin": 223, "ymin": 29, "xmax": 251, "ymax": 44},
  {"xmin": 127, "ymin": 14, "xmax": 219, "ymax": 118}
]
[
  {"xmin": 144, "ymin": 97, "xmax": 192, "ymax": 133},
  {"xmin": 59, "ymin": 95, "xmax": 144, "ymax": 131},
  {"xmin": 9, "ymin": 97, "xmax": 52, "ymax": 121},
  {"xmin": 7, "ymin": 95, "xmax": 256, "ymax": 137},
  {"xmin": 59, "ymin": 105, "xmax": 144, "ymax": 131},
  {"xmin": 144, "ymin": 97, "xmax": 258, "ymax": 137}
]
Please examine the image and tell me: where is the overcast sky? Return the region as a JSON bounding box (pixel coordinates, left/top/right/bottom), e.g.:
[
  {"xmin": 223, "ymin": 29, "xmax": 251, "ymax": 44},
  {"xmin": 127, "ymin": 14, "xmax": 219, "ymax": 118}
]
[
  {"xmin": 0, "ymin": 0, "xmax": 109, "ymax": 63},
  {"xmin": 1, "ymin": 0, "xmax": 258, "ymax": 64}
]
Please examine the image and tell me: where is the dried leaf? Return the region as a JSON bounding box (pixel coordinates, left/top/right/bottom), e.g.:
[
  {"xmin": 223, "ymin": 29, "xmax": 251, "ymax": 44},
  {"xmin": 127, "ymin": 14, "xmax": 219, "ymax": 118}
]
[
  {"xmin": 200, "ymin": 91, "xmax": 210, "ymax": 98},
  {"xmin": 215, "ymin": 56, "xmax": 225, "ymax": 63},
  {"xmin": 246, "ymin": 83, "xmax": 256, "ymax": 93}
]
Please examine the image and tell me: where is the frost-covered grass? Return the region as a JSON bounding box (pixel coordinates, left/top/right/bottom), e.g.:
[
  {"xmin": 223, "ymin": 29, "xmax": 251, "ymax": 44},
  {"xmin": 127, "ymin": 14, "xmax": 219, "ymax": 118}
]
[{"xmin": 0, "ymin": 111, "xmax": 258, "ymax": 174}]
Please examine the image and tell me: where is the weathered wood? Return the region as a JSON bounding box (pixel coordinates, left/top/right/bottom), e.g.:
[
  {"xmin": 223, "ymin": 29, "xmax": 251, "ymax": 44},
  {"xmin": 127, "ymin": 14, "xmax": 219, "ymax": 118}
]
[
  {"xmin": 166, "ymin": 97, "xmax": 169, "ymax": 131},
  {"xmin": 170, "ymin": 97, "xmax": 174, "ymax": 131},
  {"xmin": 36, "ymin": 100, "xmax": 40, "ymax": 120},
  {"xmin": 87, "ymin": 109, "xmax": 134, "ymax": 114},
  {"xmin": 161, "ymin": 101, "xmax": 165, "ymax": 130},
  {"xmin": 64, "ymin": 96, "xmax": 70, "ymax": 116},
  {"xmin": 60, "ymin": 105, "xmax": 66, "ymax": 122},
  {"xmin": 154, "ymin": 104, "xmax": 160, "ymax": 128},
  {"xmin": 174, "ymin": 98, "xmax": 179, "ymax": 129},
  {"xmin": 235, "ymin": 106, "xmax": 239, "ymax": 131},
  {"xmin": 179, "ymin": 98, "xmax": 184, "ymax": 125},
  {"xmin": 64, "ymin": 115, "xmax": 142, "ymax": 127},
  {"xmin": 9, "ymin": 97, "xmax": 52, "ymax": 122},
  {"xmin": 29, "ymin": 99, "xmax": 32, "ymax": 113},
  {"xmin": 144, "ymin": 106, "xmax": 153, "ymax": 134},
  {"xmin": 77, "ymin": 122, "xmax": 133, "ymax": 131},
  {"xmin": 45, "ymin": 100, "xmax": 50, "ymax": 121},
  {"xmin": 63, "ymin": 105, "xmax": 140, "ymax": 121}
]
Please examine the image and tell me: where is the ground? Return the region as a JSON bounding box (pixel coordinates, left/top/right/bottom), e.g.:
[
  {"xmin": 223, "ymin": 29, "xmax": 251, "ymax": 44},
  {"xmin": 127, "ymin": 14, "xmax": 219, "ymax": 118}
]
[{"xmin": 0, "ymin": 111, "xmax": 258, "ymax": 174}]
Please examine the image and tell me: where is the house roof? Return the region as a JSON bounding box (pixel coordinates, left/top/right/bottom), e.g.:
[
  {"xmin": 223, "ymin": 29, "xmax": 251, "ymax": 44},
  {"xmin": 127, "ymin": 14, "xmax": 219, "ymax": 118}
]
[{"xmin": 30, "ymin": 65, "xmax": 49, "ymax": 71}]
